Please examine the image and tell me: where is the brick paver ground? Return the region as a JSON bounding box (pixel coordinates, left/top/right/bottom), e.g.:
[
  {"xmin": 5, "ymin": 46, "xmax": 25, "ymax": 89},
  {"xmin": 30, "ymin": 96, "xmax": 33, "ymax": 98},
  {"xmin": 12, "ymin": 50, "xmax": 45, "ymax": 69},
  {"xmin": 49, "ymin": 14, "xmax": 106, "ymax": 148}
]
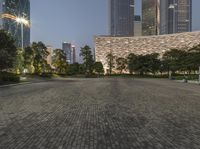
[{"xmin": 0, "ymin": 78, "xmax": 200, "ymax": 149}]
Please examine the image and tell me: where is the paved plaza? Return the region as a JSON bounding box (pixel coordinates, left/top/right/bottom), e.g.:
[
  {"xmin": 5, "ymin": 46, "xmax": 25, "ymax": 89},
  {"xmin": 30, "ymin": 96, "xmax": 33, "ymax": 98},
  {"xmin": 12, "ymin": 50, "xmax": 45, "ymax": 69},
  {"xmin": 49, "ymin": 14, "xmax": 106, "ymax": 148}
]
[{"xmin": 0, "ymin": 78, "xmax": 200, "ymax": 149}]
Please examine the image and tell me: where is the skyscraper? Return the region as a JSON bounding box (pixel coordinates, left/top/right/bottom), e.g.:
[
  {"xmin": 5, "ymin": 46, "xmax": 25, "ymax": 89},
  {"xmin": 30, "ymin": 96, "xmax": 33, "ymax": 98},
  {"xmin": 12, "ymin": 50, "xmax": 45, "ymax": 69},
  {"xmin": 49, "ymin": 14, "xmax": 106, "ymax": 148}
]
[
  {"xmin": 160, "ymin": 0, "xmax": 169, "ymax": 34},
  {"xmin": 168, "ymin": 0, "xmax": 192, "ymax": 34},
  {"xmin": 71, "ymin": 45, "xmax": 76, "ymax": 64},
  {"xmin": 110, "ymin": 0, "xmax": 134, "ymax": 36},
  {"xmin": 142, "ymin": 0, "xmax": 192, "ymax": 36},
  {"xmin": 62, "ymin": 42, "xmax": 77, "ymax": 64},
  {"xmin": 0, "ymin": 0, "xmax": 30, "ymax": 48},
  {"xmin": 142, "ymin": 0, "xmax": 159, "ymax": 36}
]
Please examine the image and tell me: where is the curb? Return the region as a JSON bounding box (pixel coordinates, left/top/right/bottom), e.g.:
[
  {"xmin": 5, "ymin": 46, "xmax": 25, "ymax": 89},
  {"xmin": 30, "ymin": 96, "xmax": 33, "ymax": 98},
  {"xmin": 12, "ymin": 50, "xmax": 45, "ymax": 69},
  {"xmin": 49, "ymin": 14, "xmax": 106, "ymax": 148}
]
[
  {"xmin": 175, "ymin": 80, "xmax": 200, "ymax": 85},
  {"xmin": 0, "ymin": 79, "xmax": 53, "ymax": 88},
  {"xmin": 0, "ymin": 82, "xmax": 31, "ymax": 88}
]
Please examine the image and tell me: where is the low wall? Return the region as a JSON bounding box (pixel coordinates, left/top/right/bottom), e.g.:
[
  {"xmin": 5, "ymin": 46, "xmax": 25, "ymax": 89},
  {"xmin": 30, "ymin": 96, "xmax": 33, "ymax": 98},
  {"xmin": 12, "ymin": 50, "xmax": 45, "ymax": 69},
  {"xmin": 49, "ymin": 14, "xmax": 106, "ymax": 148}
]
[{"xmin": 94, "ymin": 31, "xmax": 200, "ymax": 70}]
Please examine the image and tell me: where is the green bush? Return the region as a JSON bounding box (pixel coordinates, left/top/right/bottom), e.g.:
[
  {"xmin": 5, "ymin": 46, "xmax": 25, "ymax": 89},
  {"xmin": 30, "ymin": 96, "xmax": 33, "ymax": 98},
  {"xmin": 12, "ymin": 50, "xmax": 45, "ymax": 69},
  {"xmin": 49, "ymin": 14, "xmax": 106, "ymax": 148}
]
[
  {"xmin": 174, "ymin": 74, "xmax": 199, "ymax": 80},
  {"xmin": 40, "ymin": 73, "xmax": 53, "ymax": 78},
  {"xmin": 0, "ymin": 72, "xmax": 20, "ymax": 82}
]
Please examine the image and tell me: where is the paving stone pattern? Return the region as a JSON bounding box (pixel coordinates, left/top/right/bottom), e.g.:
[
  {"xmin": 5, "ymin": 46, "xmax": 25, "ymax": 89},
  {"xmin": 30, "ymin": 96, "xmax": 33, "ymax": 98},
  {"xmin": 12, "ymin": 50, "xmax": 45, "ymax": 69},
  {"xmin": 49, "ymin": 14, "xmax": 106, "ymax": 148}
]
[{"xmin": 0, "ymin": 78, "xmax": 200, "ymax": 149}]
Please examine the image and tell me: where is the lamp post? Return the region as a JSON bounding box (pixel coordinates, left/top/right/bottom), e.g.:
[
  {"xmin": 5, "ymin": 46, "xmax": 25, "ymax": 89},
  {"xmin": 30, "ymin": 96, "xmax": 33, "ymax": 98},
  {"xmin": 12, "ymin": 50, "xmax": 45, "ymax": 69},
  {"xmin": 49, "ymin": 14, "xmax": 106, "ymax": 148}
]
[{"xmin": 16, "ymin": 17, "xmax": 29, "ymax": 50}]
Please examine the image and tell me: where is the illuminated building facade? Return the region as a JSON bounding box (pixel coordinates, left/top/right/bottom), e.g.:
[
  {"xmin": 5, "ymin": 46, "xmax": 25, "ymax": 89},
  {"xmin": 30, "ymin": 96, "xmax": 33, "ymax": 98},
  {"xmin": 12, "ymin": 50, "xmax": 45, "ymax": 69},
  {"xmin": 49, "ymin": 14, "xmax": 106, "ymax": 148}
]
[
  {"xmin": 110, "ymin": 0, "xmax": 134, "ymax": 36},
  {"xmin": 0, "ymin": 0, "xmax": 30, "ymax": 47}
]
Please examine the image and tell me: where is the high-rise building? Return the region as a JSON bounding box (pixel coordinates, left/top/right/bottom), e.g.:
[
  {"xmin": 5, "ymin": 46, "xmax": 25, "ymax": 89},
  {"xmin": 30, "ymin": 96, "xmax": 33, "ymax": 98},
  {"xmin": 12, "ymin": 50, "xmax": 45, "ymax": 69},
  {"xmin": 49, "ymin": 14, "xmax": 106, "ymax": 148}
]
[
  {"xmin": 142, "ymin": 0, "xmax": 192, "ymax": 36},
  {"xmin": 62, "ymin": 42, "xmax": 72, "ymax": 64},
  {"xmin": 0, "ymin": 0, "xmax": 30, "ymax": 48},
  {"xmin": 142, "ymin": 0, "xmax": 159, "ymax": 36},
  {"xmin": 160, "ymin": 0, "xmax": 169, "ymax": 34},
  {"xmin": 62, "ymin": 42, "xmax": 76, "ymax": 64},
  {"xmin": 71, "ymin": 45, "xmax": 76, "ymax": 64},
  {"xmin": 168, "ymin": 0, "xmax": 192, "ymax": 34},
  {"xmin": 134, "ymin": 15, "xmax": 142, "ymax": 36},
  {"xmin": 110, "ymin": 0, "xmax": 134, "ymax": 36}
]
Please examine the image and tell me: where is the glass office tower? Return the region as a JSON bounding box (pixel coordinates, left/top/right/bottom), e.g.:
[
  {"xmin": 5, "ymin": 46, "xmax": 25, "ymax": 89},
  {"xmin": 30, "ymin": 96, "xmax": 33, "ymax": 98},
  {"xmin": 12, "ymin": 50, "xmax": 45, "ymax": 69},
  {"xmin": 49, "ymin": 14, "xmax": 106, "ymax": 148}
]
[
  {"xmin": 0, "ymin": 0, "xmax": 30, "ymax": 47},
  {"xmin": 110, "ymin": 0, "xmax": 134, "ymax": 36},
  {"xmin": 142, "ymin": 0, "xmax": 192, "ymax": 36},
  {"xmin": 62, "ymin": 42, "xmax": 72, "ymax": 64},
  {"xmin": 168, "ymin": 0, "xmax": 192, "ymax": 34}
]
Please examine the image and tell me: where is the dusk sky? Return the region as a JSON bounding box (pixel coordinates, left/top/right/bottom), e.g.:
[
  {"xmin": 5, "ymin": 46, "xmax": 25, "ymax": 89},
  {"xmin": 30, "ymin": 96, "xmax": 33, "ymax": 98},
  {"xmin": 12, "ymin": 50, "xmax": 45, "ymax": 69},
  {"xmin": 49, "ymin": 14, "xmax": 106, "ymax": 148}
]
[{"xmin": 31, "ymin": 0, "xmax": 200, "ymax": 51}]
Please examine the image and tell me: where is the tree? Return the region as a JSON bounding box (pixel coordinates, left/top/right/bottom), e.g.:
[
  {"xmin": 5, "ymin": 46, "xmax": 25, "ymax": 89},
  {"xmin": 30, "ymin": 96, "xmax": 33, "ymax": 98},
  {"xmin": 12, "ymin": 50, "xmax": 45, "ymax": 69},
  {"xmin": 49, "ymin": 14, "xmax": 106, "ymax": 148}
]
[
  {"xmin": 116, "ymin": 57, "xmax": 127, "ymax": 74},
  {"xmin": 79, "ymin": 64, "xmax": 86, "ymax": 75},
  {"xmin": 52, "ymin": 49, "xmax": 68, "ymax": 74},
  {"xmin": 24, "ymin": 46, "xmax": 34, "ymax": 74},
  {"xmin": 94, "ymin": 62, "xmax": 104, "ymax": 76},
  {"xmin": 43, "ymin": 61, "xmax": 52, "ymax": 73},
  {"xmin": 80, "ymin": 45, "xmax": 94, "ymax": 75},
  {"xmin": 14, "ymin": 48, "xmax": 24, "ymax": 74},
  {"xmin": 131, "ymin": 55, "xmax": 146, "ymax": 75},
  {"xmin": 0, "ymin": 30, "xmax": 17, "ymax": 72},
  {"xmin": 67, "ymin": 63, "xmax": 80, "ymax": 75},
  {"xmin": 32, "ymin": 42, "xmax": 49, "ymax": 74},
  {"xmin": 188, "ymin": 44, "xmax": 200, "ymax": 72},
  {"xmin": 106, "ymin": 52, "xmax": 115, "ymax": 75},
  {"xmin": 147, "ymin": 53, "xmax": 161, "ymax": 75},
  {"xmin": 163, "ymin": 49, "xmax": 185, "ymax": 75},
  {"xmin": 159, "ymin": 60, "xmax": 168, "ymax": 75},
  {"xmin": 127, "ymin": 53, "xmax": 137, "ymax": 74}
]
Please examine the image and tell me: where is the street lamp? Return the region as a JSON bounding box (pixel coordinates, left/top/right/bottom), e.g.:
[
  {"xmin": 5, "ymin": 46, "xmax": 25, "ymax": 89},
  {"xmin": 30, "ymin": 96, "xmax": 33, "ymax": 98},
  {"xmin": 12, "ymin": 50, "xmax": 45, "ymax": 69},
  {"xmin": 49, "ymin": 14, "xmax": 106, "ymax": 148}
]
[{"xmin": 16, "ymin": 17, "xmax": 29, "ymax": 50}]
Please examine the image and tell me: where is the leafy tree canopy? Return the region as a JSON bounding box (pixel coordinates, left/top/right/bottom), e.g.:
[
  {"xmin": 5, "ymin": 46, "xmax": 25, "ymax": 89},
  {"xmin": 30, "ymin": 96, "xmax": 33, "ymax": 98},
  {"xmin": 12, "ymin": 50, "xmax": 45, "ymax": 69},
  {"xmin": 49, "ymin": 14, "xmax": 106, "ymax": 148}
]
[
  {"xmin": 52, "ymin": 49, "xmax": 68, "ymax": 74},
  {"xmin": 80, "ymin": 45, "xmax": 94, "ymax": 75},
  {"xmin": 94, "ymin": 62, "xmax": 104, "ymax": 75},
  {"xmin": 0, "ymin": 30, "xmax": 17, "ymax": 71}
]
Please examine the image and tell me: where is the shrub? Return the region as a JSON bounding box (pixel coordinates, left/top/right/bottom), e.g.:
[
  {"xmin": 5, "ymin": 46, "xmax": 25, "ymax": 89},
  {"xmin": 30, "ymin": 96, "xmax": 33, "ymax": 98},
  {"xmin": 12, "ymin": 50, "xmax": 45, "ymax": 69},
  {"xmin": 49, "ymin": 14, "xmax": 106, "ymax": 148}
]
[
  {"xmin": 40, "ymin": 73, "xmax": 52, "ymax": 78},
  {"xmin": 0, "ymin": 72, "xmax": 20, "ymax": 82}
]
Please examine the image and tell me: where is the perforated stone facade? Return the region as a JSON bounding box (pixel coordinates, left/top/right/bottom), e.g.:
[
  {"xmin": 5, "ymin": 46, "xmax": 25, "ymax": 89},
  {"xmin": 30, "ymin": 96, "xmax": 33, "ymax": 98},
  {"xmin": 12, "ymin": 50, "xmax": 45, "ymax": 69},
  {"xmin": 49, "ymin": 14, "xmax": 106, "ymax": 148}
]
[{"xmin": 95, "ymin": 31, "xmax": 200, "ymax": 70}]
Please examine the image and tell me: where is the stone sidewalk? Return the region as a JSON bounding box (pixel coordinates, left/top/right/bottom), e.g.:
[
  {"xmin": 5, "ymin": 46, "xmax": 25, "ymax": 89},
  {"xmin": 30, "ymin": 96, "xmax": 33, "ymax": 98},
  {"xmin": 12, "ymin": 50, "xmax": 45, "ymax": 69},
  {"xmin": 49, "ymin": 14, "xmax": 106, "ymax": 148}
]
[{"xmin": 0, "ymin": 78, "xmax": 200, "ymax": 149}]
